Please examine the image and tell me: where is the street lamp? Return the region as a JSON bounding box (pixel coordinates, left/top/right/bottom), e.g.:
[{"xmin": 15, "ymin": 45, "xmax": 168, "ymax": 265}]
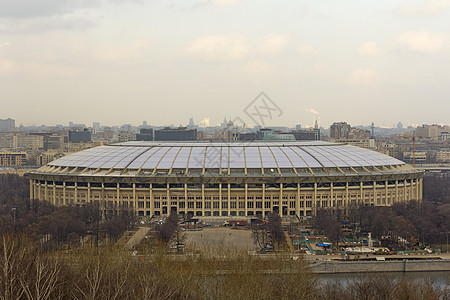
[{"xmin": 11, "ymin": 207, "xmax": 17, "ymax": 231}]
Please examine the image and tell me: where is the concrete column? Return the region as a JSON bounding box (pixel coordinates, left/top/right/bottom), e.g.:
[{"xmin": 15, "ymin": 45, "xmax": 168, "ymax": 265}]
[
  {"xmin": 403, "ymin": 180, "xmax": 407, "ymax": 202},
  {"xmin": 297, "ymin": 183, "xmax": 301, "ymax": 216},
  {"xmin": 33, "ymin": 180, "xmax": 37, "ymax": 200},
  {"xmin": 410, "ymin": 179, "xmax": 413, "ymax": 201},
  {"xmin": 245, "ymin": 183, "xmax": 248, "ymax": 216},
  {"xmin": 116, "ymin": 183, "xmax": 120, "ymax": 211},
  {"xmin": 395, "ymin": 180, "xmax": 399, "ymax": 204},
  {"xmin": 29, "ymin": 180, "xmax": 33, "ymax": 199},
  {"xmin": 53, "ymin": 183, "xmax": 56, "ymax": 206},
  {"xmin": 87, "ymin": 182, "xmax": 91, "ymax": 203},
  {"xmin": 345, "ymin": 182, "xmax": 349, "ymax": 208},
  {"xmin": 373, "ymin": 181, "xmax": 376, "ymax": 206},
  {"xmin": 101, "ymin": 182, "xmax": 105, "ymax": 213},
  {"xmin": 314, "ymin": 182, "xmax": 317, "ymax": 215},
  {"xmin": 133, "ymin": 183, "xmax": 136, "ymax": 214},
  {"xmin": 38, "ymin": 183, "xmax": 41, "ymax": 201},
  {"xmin": 150, "ymin": 183, "xmax": 153, "ymax": 216},
  {"xmin": 62, "ymin": 182, "xmax": 66, "ymax": 205},
  {"xmin": 385, "ymin": 181, "xmax": 388, "ymax": 206},
  {"xmin": 44, "ymin": 181, "xmax": 48, "ymax": 201},
  {"xmin": 280, "ymin": 183, "xmax": 283, "ymax": 204},
  {"xmin": 202, "ymin": 184, "xmax": 205, "ymax": 216},
  {"xmin": 219, "ymin": 184, "xmax": 222, "ymax": 215},
  {"xmin": 74, "ymin": 182, "xmax": 78, "ymax": 204},
  {"xmin": 227, "ymin": 183, "xmax": 231, "ymax": 215},
  {"xmin": 262, "ymin": 183, "xmax": 266, "ymax": 214},
  {"xmin": 419, "ymin": 178, "xmax": 423, "ymax": 200},
  {"xmin": 359, "ymin": 182, "xmax": 363, "ymax": 206}
]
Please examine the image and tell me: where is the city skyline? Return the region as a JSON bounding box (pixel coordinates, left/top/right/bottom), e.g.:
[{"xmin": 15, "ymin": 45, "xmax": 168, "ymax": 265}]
[
  {"xmin": 2, "ymin": 116, "xmax": 448, "ymax": 130},
  {"xmin": 1, "ymin": 0, "xmax": 450, "ymax": 126}
]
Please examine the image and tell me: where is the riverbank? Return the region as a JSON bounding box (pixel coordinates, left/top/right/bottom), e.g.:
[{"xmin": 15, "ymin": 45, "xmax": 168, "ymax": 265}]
[{"xmin": 307, "ymin": 257, "xmax": 450, "ymax": 274}]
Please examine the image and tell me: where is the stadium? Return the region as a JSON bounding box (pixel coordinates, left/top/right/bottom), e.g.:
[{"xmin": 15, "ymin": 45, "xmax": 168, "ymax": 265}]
[{"xmin": 27, "ymin": 141, "xmax": 424, "ymax": 218}]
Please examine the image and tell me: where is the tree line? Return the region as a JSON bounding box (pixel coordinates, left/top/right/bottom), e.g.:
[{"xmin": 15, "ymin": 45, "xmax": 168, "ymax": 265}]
[{"xmin": 0, "ymin": 174, "xmax": 133, "ymax": 248}]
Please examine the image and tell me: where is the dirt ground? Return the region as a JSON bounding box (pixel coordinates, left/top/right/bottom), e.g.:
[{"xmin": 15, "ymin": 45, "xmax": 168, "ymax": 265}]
[{"xmin": 184, "ymin": 227, "xmax": 258, "ymax": 251}]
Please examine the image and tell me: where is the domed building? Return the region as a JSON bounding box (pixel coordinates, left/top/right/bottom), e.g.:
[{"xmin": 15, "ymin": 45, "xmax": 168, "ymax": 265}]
[{"xmin": 27, "ymin": 141, "xmax": 423, "ymax": 218}]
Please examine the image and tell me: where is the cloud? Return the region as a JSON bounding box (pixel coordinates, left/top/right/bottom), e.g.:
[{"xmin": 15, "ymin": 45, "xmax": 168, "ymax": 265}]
[
  {"xmin": 356, "ymin": 41, "xmax": 384, "ymax": 56},
  {"xmin": 185, "ymin": 34, "xmax": 249, "ymax": 61},
  {"xmin": 184, "ymin": 33, "xmax": 315, "ymax": 62},
  {"xmin": 92, "ymin": 39, "xmax": 155, "ymax": 65},
  {"xmin": 254, "ymin": 34, "xmax": 292, "ymax": 56},
  {"xmin": 0, "ymin": 17, "xmax": 96, "ymax": 34},
  {"xmin": 348, "ymin": 69, "xmax": 380, "ymax": 85},
  {"xmin": 395, "ymin": 0, "xmax": 450, "ymax": 17},
  {"xmin": 397, "ymin": 30, "xmax": 449, "ymax": 53},
  {"xmin": 0, "ymin": 60, "xmax": 16, "ymax": 74},
  {"xmin": 210, "ymin": 0, "xmax": 243, "ymax": 6},
  {"xmin": 297, "ymin": 44, "xmax": 320, "ymax": 56},
  {"xmin": 0, "ymin": 0, "xmax": 101, "ymax": 19},
  {"xmin": 170, "ymin": 0, "xmax": 243, "ymax": 10}
]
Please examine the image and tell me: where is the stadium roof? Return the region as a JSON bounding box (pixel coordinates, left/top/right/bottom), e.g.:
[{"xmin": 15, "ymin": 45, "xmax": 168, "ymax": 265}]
[{"xmin": 45, "ymin": 141, "xmax": 407, "ymax": 175}]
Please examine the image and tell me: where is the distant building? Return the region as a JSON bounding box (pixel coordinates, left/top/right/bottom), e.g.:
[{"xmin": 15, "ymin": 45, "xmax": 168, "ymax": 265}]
[
  {"xmin": 436, "ymin": 150, "xmax": 450, "ymax": 162},
  {"xmin": 69, "ymin": 129, "xmax": 92, "ymax": 143},
  {"xmin": 330, "ymin": 122, "xmax": 351, "ymax": 139},
  {"xmin": 0, "ymin": 118, "xmax": 15, "ymax": 131},
  {"xmin": 113, "ymin": 131, "xmax": 136, "ymax": 143},
  {"xmin": 0, "ymin": 151, "xmax": 26, "ymax": 166},
  {"xmin": 16, "ymin": 135, "xmax": 44, "ymax": 149},
  {"xmin": 136, "ymin": 128, "xmax": 154, "ymax": 141},
  {"xmin": 348, "ymin": 128, "xmax": 371, "ymax": 139},
  {"xmin": 187, "ymin": 117, "xmax": 195, "ymax": 129},
  {"xmin": 329, "ymin": 138, "xmax": 375, "ymax": 149},
  {"xmin": 256, "ymin": 129, "xmax": 295, "ymax": 141},
  {"xmin": 154, "ymin": 127, "xmax": 197, "ymax": 141},
  {"xmin": 37, "ymin": 151, "xmax": 65, "ymax": 166},
  {"xmin": 403, "ymin": 151, "xmax": 427, "ymax": 163},
  {"xmin": 416, "ymin": 124, "xmax": 450, "ymax": 139},
  {"xmin": 239, "ymin": 132, "xmax": 257, "ymax": 141},
  {"xmin": 214, "ymin": 121, "xmax": 239, "ymax": 141},
  {"xmin": 44, "ymin": 135, "xmax": 64, "ymax": 150},
  {"xmin": 0, "ymin": 133, "xmax": 15, "ymax": 149},
  {"xmin": 290, "ymin": 128, "xmax": 320, "ymax": 141},
  {"xmin": 440, "ymin": 132, "xmax": 450, "ymax": 141}
]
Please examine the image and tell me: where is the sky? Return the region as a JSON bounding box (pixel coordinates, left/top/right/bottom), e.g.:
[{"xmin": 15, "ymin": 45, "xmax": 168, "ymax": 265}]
[{"xmin": 1, "ymin": 0, "xmax": 450, "ymax": 128}]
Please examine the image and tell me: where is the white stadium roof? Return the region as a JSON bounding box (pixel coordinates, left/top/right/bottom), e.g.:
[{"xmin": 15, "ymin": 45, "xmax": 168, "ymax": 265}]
[{"xmin": 48, "ymin": 141, "xmax": 405, "ymax": 172}]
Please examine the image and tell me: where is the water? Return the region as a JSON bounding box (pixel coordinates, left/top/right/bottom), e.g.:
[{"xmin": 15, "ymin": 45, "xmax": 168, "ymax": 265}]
[{"xmin": 318, "ymin": 271, "xmax": 449, "ymax": 289}]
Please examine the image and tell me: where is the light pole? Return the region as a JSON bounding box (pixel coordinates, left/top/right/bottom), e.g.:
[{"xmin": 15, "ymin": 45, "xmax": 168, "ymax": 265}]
[{"xmin": 11, "ymin": 208, "xmax": 17, "ymax": 232}]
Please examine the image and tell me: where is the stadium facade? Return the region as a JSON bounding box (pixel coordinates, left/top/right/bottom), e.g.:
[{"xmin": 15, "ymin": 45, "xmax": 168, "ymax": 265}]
[{"xmin": 27, "ymin": 141, "xmax": 424, "ymax": 217}]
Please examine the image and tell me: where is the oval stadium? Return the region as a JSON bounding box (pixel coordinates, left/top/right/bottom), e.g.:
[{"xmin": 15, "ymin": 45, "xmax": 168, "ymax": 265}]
[{"xmin": 27, "ymin": 141, "xmax": 424, "ymax": 218}]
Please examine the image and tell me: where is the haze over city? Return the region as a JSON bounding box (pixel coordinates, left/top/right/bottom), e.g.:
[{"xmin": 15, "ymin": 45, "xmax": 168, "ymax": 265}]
[{"xmin": 1, "ymin": 0, "xmax": 450, "ymax": 127}]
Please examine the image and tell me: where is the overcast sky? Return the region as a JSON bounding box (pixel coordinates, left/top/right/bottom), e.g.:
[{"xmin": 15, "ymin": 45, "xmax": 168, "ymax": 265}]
[{"xmin": 1, "ymin": 0, "xmax": 449, "ymax": 128}]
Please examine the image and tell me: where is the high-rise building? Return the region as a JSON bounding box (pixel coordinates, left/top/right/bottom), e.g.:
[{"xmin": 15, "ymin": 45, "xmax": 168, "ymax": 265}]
[
  {"xmin": 0, "ymin": 118, "xmax": 15, "ymax": 131},
  {"xmin": 330, "ymin": 122, "xmax": 351, "ymax": 139},
  {"xmin": 188, "ymin": 117, "xmax": 195, "ymax": 128}
]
